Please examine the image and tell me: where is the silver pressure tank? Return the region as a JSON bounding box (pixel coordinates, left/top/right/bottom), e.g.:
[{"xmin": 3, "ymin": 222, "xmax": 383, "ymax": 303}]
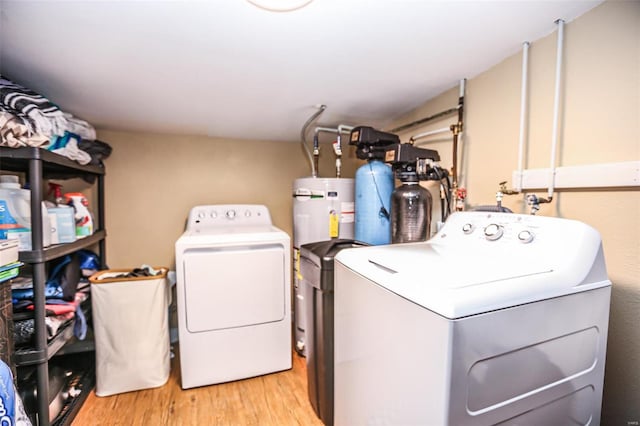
[{"xmin": 391, "ymin": 181, "xmax": 432, "ymax": 244}]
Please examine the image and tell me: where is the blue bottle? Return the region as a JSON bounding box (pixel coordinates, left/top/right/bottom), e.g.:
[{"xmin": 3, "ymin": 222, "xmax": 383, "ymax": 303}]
[{"xmin": 355, "ymin": 160, "xmax": 394, "ymax": 245}]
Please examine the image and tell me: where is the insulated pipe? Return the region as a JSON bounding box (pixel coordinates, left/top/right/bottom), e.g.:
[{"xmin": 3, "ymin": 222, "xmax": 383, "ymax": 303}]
[
  {"xmin": 300, "ymin": 104, "xmax": 326, "ymax": 177},
  {"xmin": 451, "ymin": 79, "xmax": 466, "ymax": 191},
  {"xmin": 516, "ymin": 42, "xmax": 530, "ymax": 192},
  {"xmin": 547, "ymin": 19, "xmax": 565, "ymax": 201},
  {"xmin": 409, "ymin": 126, "xmax": 451, "ymax": 143}
]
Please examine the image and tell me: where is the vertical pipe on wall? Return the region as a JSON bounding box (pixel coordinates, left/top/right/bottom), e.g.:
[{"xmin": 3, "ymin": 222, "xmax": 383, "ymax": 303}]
[
  {"xmin": 453, "ymin": 80, "xmax": 466, "ymax": 186},
  {"xmin": 547, "ymin": 19, "xmax": 565, "ymax": 200},
  {"xmin": 451, "ymin": 79, "xmax": 465, "ymax": 209},
  {"xmin": 516, "ymin": 41, "xmax": 530, "ymax": 193}
]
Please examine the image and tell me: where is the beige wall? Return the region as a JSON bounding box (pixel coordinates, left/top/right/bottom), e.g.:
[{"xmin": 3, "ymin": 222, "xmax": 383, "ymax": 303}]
[
  {"xmin": 391, "ymin": 1, "xmax": 639, "ymax": 423},
  {"xmin": 86, "ymin": 1, "xmax": 637, "ymax": 421},
  {"xmin": 94, "ymin": 129, "xmax": 359, "ymax": 269}
]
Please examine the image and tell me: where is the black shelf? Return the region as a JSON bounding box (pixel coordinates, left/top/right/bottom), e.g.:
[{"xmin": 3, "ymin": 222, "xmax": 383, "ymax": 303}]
[
  {"xmin": 56, "ymin": 329, "xmax": 95, "ymax": 357},
  {"xmin": 15, "ymin": 324, "xmax": 75, "ymax": 366},
  {"xmin": 0, "ymin": 147, "xmax": 104, "ymax": 177},
  {"xmin": 1, "ymin": 145, "xmax": 106, "ymax": 426},
  {"xmin": 52, "ymin": 359, "xmax": 96, "ymax": 426},
  {"xmin": 19, "ymin": 230, "xmax": 106, "ymax": 263}
]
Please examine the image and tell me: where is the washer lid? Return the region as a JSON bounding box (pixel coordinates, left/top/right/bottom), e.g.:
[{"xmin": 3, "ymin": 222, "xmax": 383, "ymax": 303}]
[{"xmin": 335, "ymin": 212, "xmax": 611, "ymax": 319}]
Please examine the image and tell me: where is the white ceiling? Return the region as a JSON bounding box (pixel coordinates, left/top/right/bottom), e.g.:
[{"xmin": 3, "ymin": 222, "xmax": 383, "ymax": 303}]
[{"xmin": 0, "ymin": 0, "xmax": 602, "ymax": 142}]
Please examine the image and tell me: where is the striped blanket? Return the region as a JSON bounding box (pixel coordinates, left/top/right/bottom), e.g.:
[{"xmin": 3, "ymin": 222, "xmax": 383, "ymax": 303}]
[{"xmin": 0, "ymin": 77, "xmax": 68, "ymax": 147}]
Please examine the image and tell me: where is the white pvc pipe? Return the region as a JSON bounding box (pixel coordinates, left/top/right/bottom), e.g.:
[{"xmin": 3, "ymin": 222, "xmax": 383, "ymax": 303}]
[
  {"xmin": 314, "ymin": 126, "xmax": 338, "ymax": 136},
  {"xmin": 337, "ymin": 124, "xmax": 354, "ymax": 134},
  {"xmin": 315, "ymin": 125, "xmax": 352, "ymax": 136},
  {"xmin": 548, "ymin": 19, "xmax": 565, "ymax": 199},
  {"xmin": 456, "ymin": 131, "xmax": 465, "ymax": 189},
  {"xmin": 516, "ymin": 42, "xmax": 530, "ymax": 192},
  {"xmin": 410, "ymin": 127, "xmax": 451, "ymax": 143}
]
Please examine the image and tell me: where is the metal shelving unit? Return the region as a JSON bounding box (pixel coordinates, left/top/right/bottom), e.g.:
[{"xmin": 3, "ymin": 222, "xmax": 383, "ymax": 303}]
[{"xmin": 0, "ymin": 146, "xmax": 106, "ymax": 426}]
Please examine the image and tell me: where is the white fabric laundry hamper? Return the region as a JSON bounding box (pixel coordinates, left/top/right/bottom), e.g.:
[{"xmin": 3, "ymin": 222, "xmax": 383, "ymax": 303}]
[{"xmin": 90, "ymin": 267, "xmax": 171, "ymax": 396}]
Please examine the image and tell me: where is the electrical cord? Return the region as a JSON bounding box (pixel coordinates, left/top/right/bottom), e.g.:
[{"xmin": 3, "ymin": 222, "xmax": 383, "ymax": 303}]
[
  {"xmin": 432, "ymin": 166, "xmax": 452, "ymax": 221},
  {"xmin": 369, "ymin": 161, "xmax": 390, "ymax": 219}
]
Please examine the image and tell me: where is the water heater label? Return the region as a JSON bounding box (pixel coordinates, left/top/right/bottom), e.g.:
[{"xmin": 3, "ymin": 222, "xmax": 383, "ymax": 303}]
[
  {"xmin": 340, "ymin": 202, "xmax": 355, "ymax": 223},
  {"xmin": 329, "ymin": 211, "xmax": 339, "ymax": 238}
]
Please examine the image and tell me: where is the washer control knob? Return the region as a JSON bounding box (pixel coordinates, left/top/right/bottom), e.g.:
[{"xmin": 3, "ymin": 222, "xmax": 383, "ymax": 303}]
[
  {"xmin": 226, "ymin": 209, "xmax": 236, "ymax": 220},
  {"xmin": 484, "ymin": 224, "xmax": 503, "ymax": 241},
  {"xmin": 517, "ymin": 229, "xmax": 534, "ymax": 243},
  {"xmin": 245, "ymin": 210, "xmax": 252, "ymax": 217},
  {"xmin": 197, "ymin": 211, "xmax": 206, "ymax": 219},
  {"xmin": 210, "ymin": 211, "xmax": 217, "ymax": 219},
  {"xmin": 462, "ymin": 223, "xmax": 474, "ymax": 234}
]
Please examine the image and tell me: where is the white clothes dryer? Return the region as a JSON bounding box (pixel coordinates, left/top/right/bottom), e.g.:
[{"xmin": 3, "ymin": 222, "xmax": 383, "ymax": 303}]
[
  {"xmin": 175, "ymin": 205, "xmax": 291, "ymax": 389},
  {"xmin": 334, "ymin": 212, "xmax": 611, "ymax": 425}
]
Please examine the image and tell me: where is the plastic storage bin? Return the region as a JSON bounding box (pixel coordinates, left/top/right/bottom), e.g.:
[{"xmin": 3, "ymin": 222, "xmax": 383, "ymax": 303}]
[
  {"xmin": 90, "ymin": 267, "xmax": 170, "ymax": 396},
  {"xmin": 300, "ymin": 239, "xmax": 368, "ymax": 426}
]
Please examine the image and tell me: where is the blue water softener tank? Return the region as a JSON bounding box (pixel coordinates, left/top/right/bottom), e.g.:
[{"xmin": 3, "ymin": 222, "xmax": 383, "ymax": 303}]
[
  {"xmin": 349, "ymin": 126, "xmax": 400, "ymax": 246},
  {"xmin": 355, "ymin": 160, "xmax": 394, "ymax": 245}
]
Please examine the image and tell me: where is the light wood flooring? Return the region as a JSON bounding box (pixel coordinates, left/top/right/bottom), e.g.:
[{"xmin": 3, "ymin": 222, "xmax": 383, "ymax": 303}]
[{"xmin": 72, "ymin": 348, "xmax": 323, "ymax": 425}]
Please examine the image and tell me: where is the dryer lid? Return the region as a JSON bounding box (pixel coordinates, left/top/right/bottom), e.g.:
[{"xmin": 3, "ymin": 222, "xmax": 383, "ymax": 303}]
[{"xmin": 335, "ymin": 212, "xmax": 611, "ymax": 319}]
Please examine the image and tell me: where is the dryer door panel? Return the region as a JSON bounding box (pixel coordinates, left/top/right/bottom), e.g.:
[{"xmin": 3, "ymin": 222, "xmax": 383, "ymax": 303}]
[{"xmin": 183, "ymin": 245, "xmax": 285, "ymax": 332}]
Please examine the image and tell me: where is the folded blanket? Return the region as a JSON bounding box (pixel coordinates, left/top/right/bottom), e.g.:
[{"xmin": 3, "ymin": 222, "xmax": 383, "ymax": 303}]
[
  {"xmin": 14, "ymin": 312, "xmax": 75, "ymax": 347},
  {"xmin": 0, "ymin": 109, "xmax": 50, "ymax": 147},
  {"xmin": 0, "ymin": 78, "xmax": 68, "ymax": 138}
]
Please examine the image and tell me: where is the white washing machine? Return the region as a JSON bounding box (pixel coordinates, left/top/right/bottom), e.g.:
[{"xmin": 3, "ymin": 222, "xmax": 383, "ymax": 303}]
[
  {"xmin": 175, "ymin": 204, "xmax": 291, "ymax": 389},
  {"xmin": 334, "ymin": 211, "xmax": 611, "ymax": 425}
]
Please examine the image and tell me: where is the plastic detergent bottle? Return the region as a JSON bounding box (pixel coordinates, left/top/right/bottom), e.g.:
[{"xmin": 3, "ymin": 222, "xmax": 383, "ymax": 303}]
[
  {"xmin": 47, "ymin": 183, "xmax": 76, "ymax": 244},
  {"xmin": 0, "ymin": 176, "xmax": 31, "ymax": 239},
  {"xmin": 64, "ymin": 192, "xmax": 94, "ymax": 238},
  {"xmin": 0, "ymin": 175, "xmax": 51, "ymax": 249}
]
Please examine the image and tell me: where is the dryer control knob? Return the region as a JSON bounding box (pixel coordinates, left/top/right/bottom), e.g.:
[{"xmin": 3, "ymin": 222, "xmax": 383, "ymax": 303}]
[
  {"xmin": 484, "ymin": 223, "xmax": 503, "ymax": 241},
  {"xmin": 517, "ymin": 229, "xmax": 534, "ymax": 243},
  {"xmin": 226, "ymin": 209, "xmax": 236, "ymax": 220},
  {"xmin": 210, "ymin": 211, "xmax": 218, "ymax": 219},
  {"xmin": 462, "ymin": 223, "xmax": 474, "ymax": 234},
  {"xmin": 197, "ymin": 211, "xmax": 206, "ymax": 219},
  {"xmin": 245, "ymin": 210, "xmax": 252, "ymax": 217}
]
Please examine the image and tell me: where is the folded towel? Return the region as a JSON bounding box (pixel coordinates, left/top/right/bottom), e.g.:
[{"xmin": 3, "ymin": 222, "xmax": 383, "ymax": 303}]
[
  {"xmin": 0, "ymin": 109, "xmax": 50, "ymax": 147},
  {"xmin": 52, "ymin": 138, "xmax": 91, "ymax": 165}
]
